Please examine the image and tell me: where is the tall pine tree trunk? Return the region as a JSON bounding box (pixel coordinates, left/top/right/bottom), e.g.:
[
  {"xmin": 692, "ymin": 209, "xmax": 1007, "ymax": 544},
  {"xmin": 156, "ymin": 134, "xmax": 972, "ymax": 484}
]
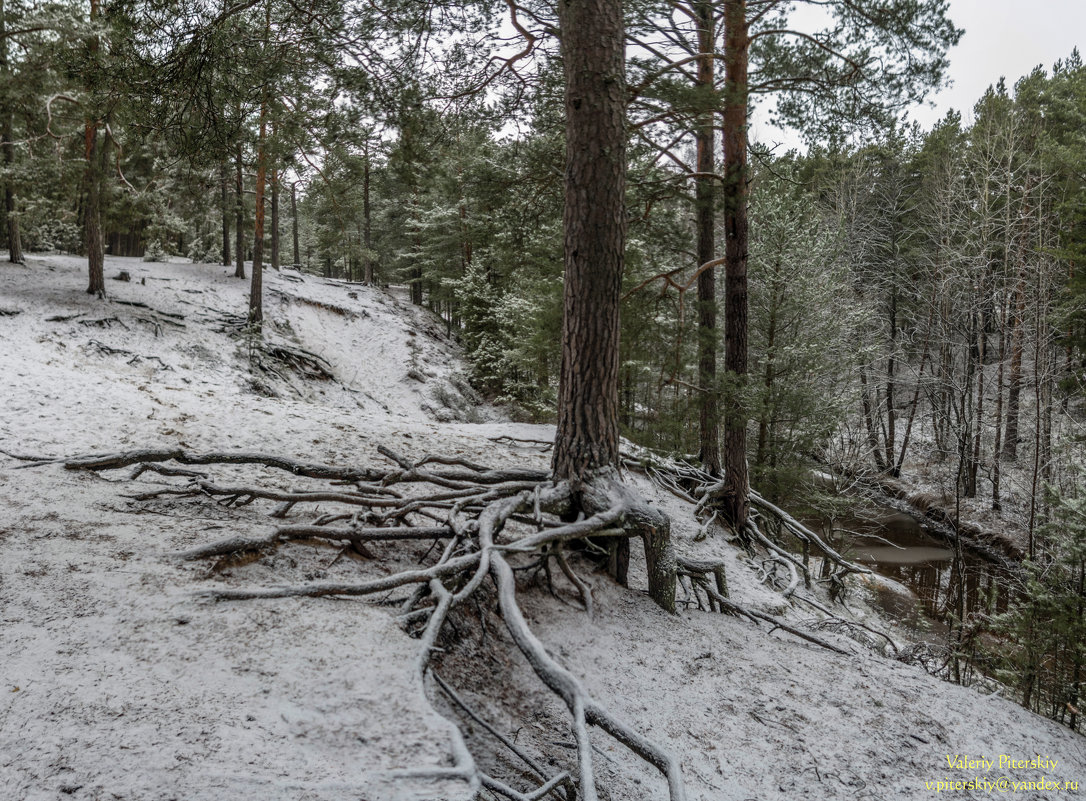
[
  {"xmin": 249, "ymin": 89, "xmax": 268, "ymax": 325},
  {"xmin": 84, "ymin": 123, "xmax": 104, "ymax": 296},
  {"xmin": 0, "ymin": 0, "xmax": 22, "ymax": 265},
  {"xmin": 84, "ymin": 0, "xmax": 104, "ymax": 296},
  {"xmin": 695, "ymin": 0, "xmax": 720, "ymax": 475},
  {"xmin": 720, "ymin": 0, "xmax": 750, "ymax": 527},
  {"xmin": 551, "ymin": 0, "xmax": 626, "ymax": 482}
]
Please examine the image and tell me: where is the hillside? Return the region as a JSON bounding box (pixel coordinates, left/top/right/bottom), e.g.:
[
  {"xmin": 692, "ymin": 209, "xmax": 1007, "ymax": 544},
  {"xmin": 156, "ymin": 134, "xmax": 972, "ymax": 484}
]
[{"xmin": 1, "ymin": 255, "xmax": 1082, "ymax": 801}]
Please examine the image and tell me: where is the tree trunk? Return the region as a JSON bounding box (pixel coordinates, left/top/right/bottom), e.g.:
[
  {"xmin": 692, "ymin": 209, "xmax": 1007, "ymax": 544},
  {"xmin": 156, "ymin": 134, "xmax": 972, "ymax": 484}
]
[
  {"xmin": 967, "ymin": 298, "xmax": 987, "ymax": 498},
  {"xmin": 859, "ymin": 362, "xmax": 888, "ymax": 473},
  {"xmin": 991, "ymin": 292, "xmax": 1008, "ymax": 509},
  {"xmin": 885, "ymin": 285, "xmax": 898, "ymax": 473},
  {"xmin": 249, "ymin": 90, "xmax": 267, "ymax": 325},
  {"xmin": 756, "ymin": 276, "xmax": 779, "ymax": 468},
  {"xmin": 270, "ymin": 166, "xmax": 279, "ymax": 271},
  {"xmin": 1003, "ymin": 192, "xmax": 1030, "ymax": 463},
  {"xmin": 291, "ymin": 181, "xmax": 300, "ymax": 269},
  {"xmin": 234, "ymin": 141, "xmax": 246, "ymax": 279},
  {"xmin": 84, "ymin": 0, "xmax": 104, "ymax": 296},
  {"xmin": 719, "ymin": 0, "xmax": 750, "ymax": 527},
  {"xmin": 695, "ymin": 0, "xmax": 720, "ymax": 475},
  {"xmin": 551, "ymin": 0, "xmax": 627, "ymax": 483},
  {"xmin": 220, "ymin": 161, "xmax": 231, "ymax": 266},
  {"xmin": 0, "ymin": 0, "xmax": 22, "ymax": 265},
  {"xmin": 84, "ymin": 123, "xmax": 104, "ymax": 296},
  {"xmin": 363, "ymin": 147, "xmax": 373, "ymax": 284}
]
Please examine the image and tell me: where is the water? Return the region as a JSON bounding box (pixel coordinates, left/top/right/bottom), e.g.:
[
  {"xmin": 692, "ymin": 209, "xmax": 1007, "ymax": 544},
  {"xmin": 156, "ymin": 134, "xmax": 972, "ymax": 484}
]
[{"xmin": 806, "ymin": 504, "xmax": 1011, "ymax": 637}]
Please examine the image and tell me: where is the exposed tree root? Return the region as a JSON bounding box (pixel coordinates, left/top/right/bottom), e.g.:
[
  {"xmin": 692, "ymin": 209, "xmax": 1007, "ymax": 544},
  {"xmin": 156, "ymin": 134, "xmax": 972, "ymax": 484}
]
[
  {"xmin": 17, "ymin": 446, "xmax": 689, "ymax": 799},
  {"xmin": 7, "ymin": 442, "xmax": 882, "ymax": 797},
  {"xmin": 626, "ymin": 450, "xmax": 898, "ymax": 654}
]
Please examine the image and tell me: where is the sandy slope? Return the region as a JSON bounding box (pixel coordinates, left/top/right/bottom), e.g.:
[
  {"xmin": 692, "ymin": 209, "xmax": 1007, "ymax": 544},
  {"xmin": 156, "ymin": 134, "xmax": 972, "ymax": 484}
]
[{"xmin": 0, "ymin": 255, "xmax": 1082, "ymax": 801}]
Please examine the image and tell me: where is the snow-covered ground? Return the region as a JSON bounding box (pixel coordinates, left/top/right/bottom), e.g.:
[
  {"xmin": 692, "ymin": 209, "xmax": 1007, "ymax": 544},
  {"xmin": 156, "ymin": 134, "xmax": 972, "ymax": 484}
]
[{"xmin": 1, "ymin": 255, "xmax": 1082, "ymax": 800}]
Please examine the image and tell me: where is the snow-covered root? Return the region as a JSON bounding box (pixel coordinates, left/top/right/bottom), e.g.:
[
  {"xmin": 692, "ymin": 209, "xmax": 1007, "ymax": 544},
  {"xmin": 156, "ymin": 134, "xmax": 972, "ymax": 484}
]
[
  {"xmin": 626, "ymin": 451, "xmax": 872, "ymax": 580},
  {"xmin": 492, "ymin": 550, "xmax": 686, "ymax": 801},
  {"xmin": 15, "ymin": 447, "xmax": 685, "ymax": 800},
  {"xmin": 627, "ymin": 451, "xmax": 902, "ymax": 654}
]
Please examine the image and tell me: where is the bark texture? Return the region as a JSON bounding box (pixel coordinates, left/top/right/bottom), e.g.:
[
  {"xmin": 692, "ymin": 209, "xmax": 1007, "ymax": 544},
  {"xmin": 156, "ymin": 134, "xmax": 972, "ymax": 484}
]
[
  {"xmin": 720, "ymin": 0, "xmax": 749, "ymax": 526},
  {"xmin": 695, "ymin": 0, "xmax": 720, "ymax": 475},
  {"xmin": 249, "ymin": 95, "xmax": 267, "ymax": 325},
  {"xmin": 0, "ymin": 0, "xmax": 21, "ymax": 265},
  {"xmin": 270, "ymin": 167, "xmax": 279, "ymax": 271},
  {"xmin": 551, "ymin": 0, "xmax": 627, "ymax": 482},
  {"xmin": 220, "ymin": 161, "xmax": 231, "ymax": 266},
  {"xmin": 84, "ymin": 0, "xmax": 104, "ymax": 296},
  {"xmin": 234, "ymin": 141, "xmax": 246, "ymax": 279}
]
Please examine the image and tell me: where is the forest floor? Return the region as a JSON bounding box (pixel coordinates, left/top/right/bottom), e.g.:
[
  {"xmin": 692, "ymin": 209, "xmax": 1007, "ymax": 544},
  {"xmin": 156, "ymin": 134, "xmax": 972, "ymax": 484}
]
[{"xmin": 1, "ymin": 254, "xmax": 1083, "ymax": 801}]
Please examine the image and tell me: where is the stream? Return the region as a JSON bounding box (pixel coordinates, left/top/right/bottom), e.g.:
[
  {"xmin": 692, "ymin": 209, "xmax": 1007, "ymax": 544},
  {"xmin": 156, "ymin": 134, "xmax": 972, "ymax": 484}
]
[{"xmin": 807, "ymin": 501, "xmax": 1012, "ymax": 640}]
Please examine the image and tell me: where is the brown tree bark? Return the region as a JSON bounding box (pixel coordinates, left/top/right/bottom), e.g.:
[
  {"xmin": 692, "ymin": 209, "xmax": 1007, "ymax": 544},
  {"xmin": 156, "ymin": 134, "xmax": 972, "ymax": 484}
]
[
  {"xmin": 84, "ymin": 0, "xmax": 104, "ymax": 296},
  {"xmin": 249, "ymin": 92, "xmax": 267, "ymax": 325},
  {"xmin": 550, "ymin": 0, "xmax": 627, "ymax": 483},
  {"xmin": 695, "ymin": 0, "xmax": 720, "ymax": 475},
  {"xmin": 84, "ymin": 124, "xmax": 104, "ymax": 296},
  {"xmin": 719, "ymin": 0, "xmax": 750, "ymax": 527}
]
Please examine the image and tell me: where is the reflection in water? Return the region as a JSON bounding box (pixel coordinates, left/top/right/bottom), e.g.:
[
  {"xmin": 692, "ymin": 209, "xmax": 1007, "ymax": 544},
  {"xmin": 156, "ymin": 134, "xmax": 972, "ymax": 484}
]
[{"xmin": 809, "ymin": 506, "xmax": 1009, "ymax": 635}]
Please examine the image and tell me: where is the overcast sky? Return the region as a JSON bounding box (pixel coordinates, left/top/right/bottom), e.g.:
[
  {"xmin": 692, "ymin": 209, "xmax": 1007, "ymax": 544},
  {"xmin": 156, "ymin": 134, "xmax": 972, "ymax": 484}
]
[
  {"xmin": 914, "ymin": 0, "xmax": 1085, "ymax": 126},
  {"xmin": 752, "ymin": 0, "xmax": 1086, "ymax": 147}
]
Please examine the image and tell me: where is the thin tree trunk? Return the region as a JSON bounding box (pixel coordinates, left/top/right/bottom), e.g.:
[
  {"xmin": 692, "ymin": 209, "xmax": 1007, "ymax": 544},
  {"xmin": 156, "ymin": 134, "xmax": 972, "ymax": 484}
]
[
  {"xmin": 1002, "ymin": 272, "xmax": 1025, "ymax": 462},
  {"xmin": 966, "ymin": 304, "xmax": 985, "ymax": 498},
  {"xmin": 291, "ymin": 181, "xmax": 300, "ymax": 268},
  {"xmin": 756, "ymin": 276, "xmax": 779, "ymax": 468},
  {"xmin": 991, "ymin": 292, "xmax": 1008, "ymax": 510},
  {"xmin": 363, "ymin": 147, "xmax": 373, "ymax": 284},
  {"xmin": 885, "ymin": 286, "xmax": 898, "ymax": 473},
  {"xmin": 84, "ymin": 124, "xmax": 104, "ymax": 295},
  {"xmin": 720, "ymin": 0, "xmax": 750, "ymax": 527},
  {"xmin": 249, "ymin": 81, "xmax": 268, "ymax": 325},
  {"xmin": 84, "ymin": 0, "xmax": 104, "ymax": 296},
  {"xmin": 859, "ymin": 363, "xmax": 888, "ymax": 473},
  {"xmin": 270, "ymin": 166, "xmax": 279, "ymax": 271},
  {"xmin": 694, "ymin": 0, "xmax": 720, "ymax": 475},
  {"xmin": 551, "ymin": 0, "xmax": 626, "ymax": 482},
  {"xmin": 220, "ymin": 161, "xmax": 231, "ymax": 266},
  {"xmin": 894, "ymin": 296, "xmax": 937, "ymax": 476},
  {"xmin": 234, "ymin": 140, "xmax": 245, "ymax": 279},
  {"xmin": 0, "ymin": 0, "xmax": 22, "ymax": 265}
]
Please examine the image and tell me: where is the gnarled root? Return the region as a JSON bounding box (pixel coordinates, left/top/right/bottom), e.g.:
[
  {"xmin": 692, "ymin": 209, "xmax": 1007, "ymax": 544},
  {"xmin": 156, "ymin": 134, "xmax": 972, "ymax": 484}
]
[{"xmin": 16, "ymin": 446, "xmax": 684, "ymax": 800}]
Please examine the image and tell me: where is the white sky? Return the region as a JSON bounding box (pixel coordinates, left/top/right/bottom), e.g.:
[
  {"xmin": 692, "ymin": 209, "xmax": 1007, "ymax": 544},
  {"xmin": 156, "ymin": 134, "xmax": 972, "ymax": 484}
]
[
  {"xmin": 914, "ymin": 0, "xmax": 1085, "ymax": 126},
  {"xmin": 751, "ymin": 0, "xmax": 1086, "ymax": 148}
]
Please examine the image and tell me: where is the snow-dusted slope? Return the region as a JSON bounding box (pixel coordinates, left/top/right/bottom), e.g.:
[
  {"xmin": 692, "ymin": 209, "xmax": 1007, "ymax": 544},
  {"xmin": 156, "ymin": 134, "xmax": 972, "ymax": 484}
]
[{"xmin": 1, "ymin": 255, "xmax": 1082, "ymax": 801}]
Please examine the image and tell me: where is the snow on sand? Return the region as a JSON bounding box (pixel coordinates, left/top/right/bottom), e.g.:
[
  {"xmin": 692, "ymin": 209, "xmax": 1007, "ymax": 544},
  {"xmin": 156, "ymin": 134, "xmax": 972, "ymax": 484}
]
[{"xmin": 0, "ymin": 255, "xmax": 1082, "ymax": 800}]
